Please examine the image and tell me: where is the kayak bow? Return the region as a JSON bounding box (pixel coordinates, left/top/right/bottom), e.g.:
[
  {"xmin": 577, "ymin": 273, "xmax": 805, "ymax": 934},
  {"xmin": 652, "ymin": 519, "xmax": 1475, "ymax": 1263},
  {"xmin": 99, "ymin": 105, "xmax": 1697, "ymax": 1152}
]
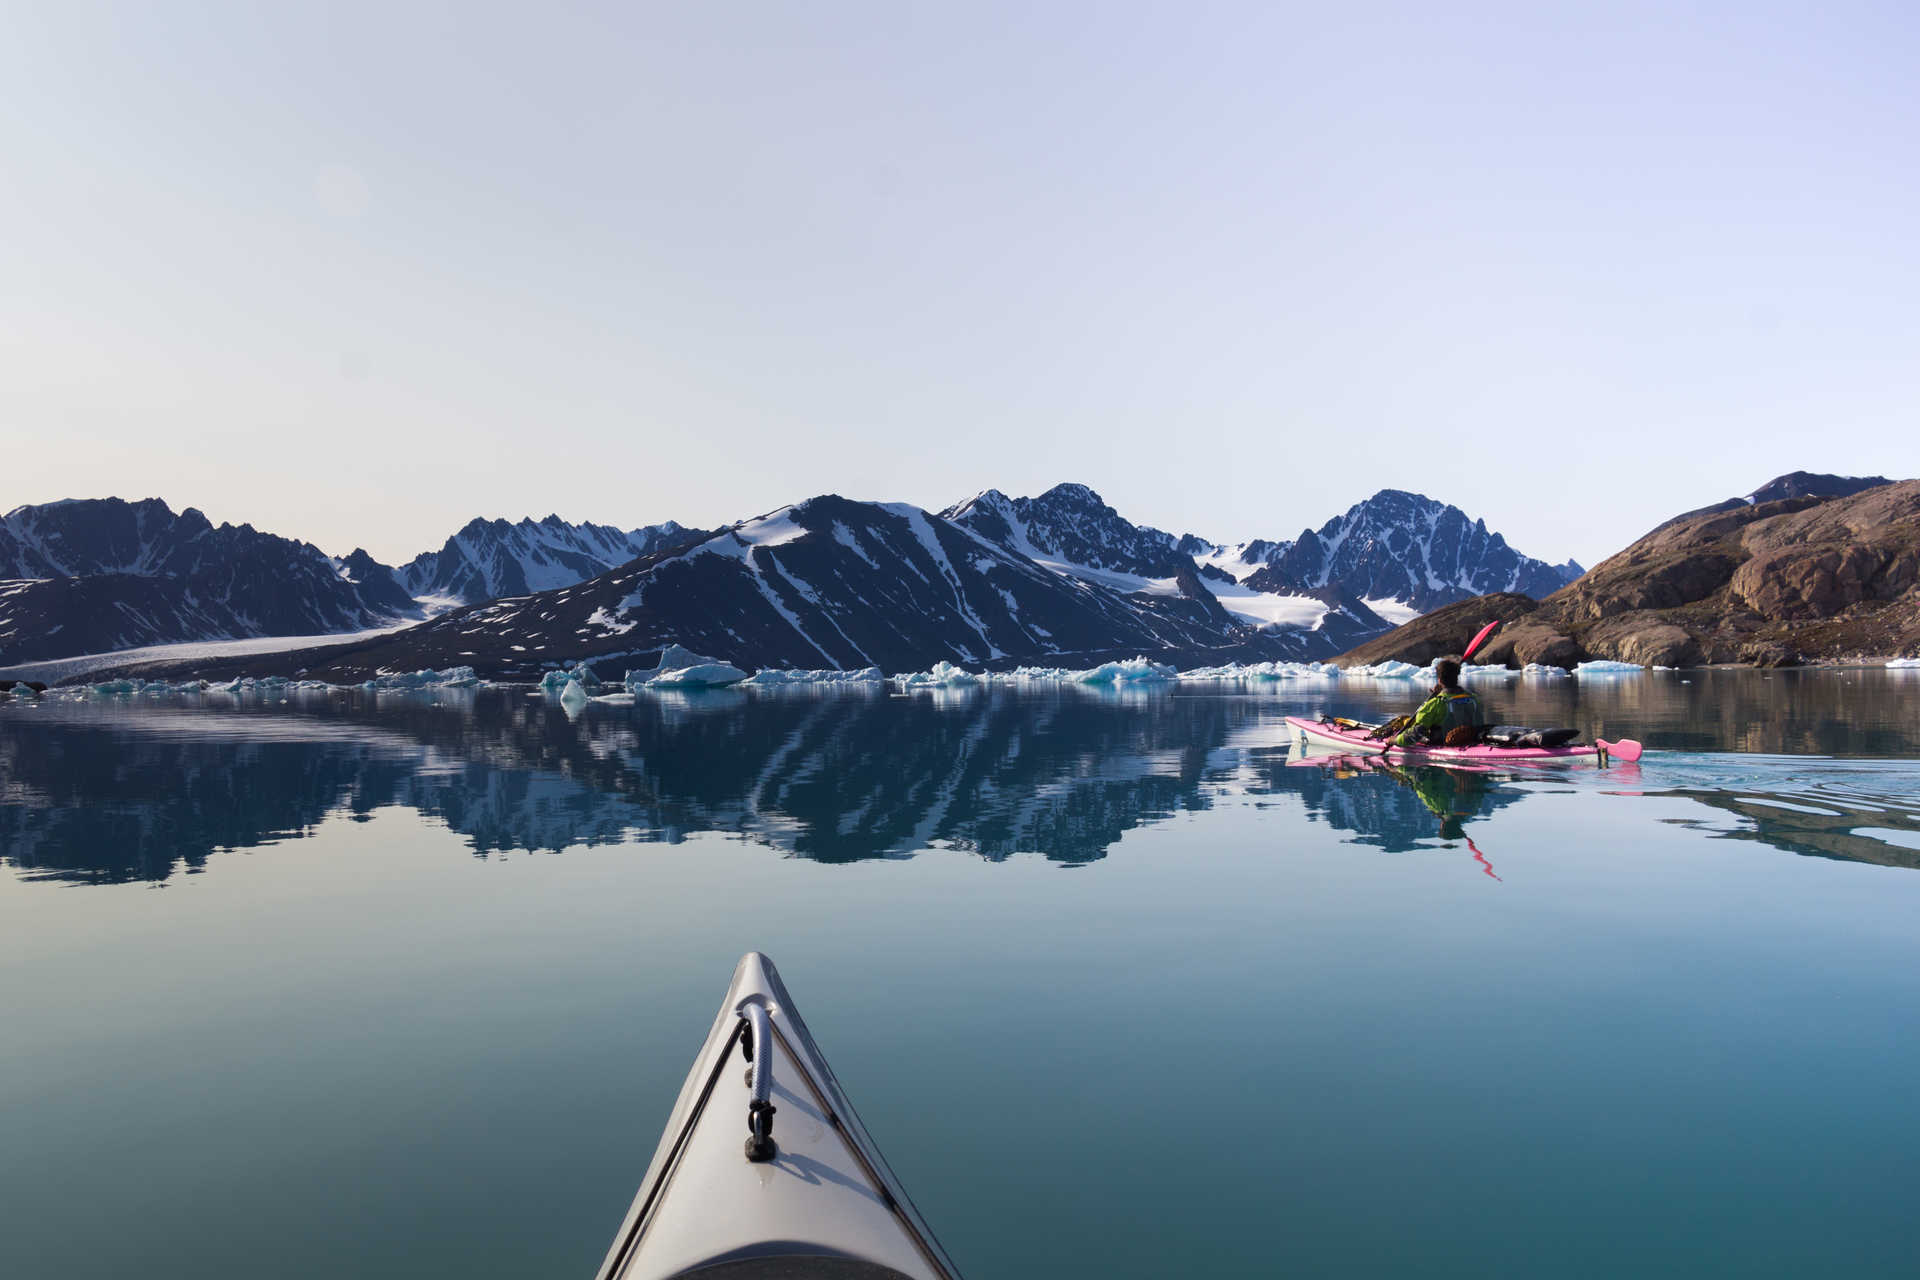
[{"xmin": 594, "ymin": 953, "xmax": 963, "ymax": 1280}]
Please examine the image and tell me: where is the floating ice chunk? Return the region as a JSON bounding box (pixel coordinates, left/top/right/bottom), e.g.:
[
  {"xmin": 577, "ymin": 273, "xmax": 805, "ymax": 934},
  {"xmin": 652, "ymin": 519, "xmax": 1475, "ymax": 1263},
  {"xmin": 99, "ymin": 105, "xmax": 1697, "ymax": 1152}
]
[
  {"xmin": 91, "ymin": 679, "xmax": 139, "ymax": 695},
  {"xmin": 618, "ymin": 645, "xmax": 746, "ymax": 688},
  {"xmin": 1573, "ymin": 660, "xmax": 1646, "ymax": 675},
  {"xmin": 558, "ymin": 679, "xmax": 590, "ymax": 714},
  {"xmin": 645, "ymin": 661, "xmax": 748, "ymax": 688},
  {"xmin": 741, "ymin": 667, "xmax": 886, "ymax": 686},
  {"xmin": 9, "ymin": 683, "xmax": 39, "ymax": 700},
  {"xmin": 621, "ymin": 644, "xmax": 749, "ymax": 690},
  {"xmin": 1071, "ymin": 658, "xmax": 1175, "ymax": 684},
  {"xmin": 541, "ymin": 663, "xmax": 602, "ymax": 693},
  {"xmin": 1178, "ymin": 661, "xmax": 1342, "ymax": 681},
  {"xmin": 1340, "ymin": 660, "xmax": 1431, "ymax": 680},
  {"xmin": 893, "ymin": 661, "xmax": 980, "ymax": 688},
  {"xmin": 1518, "ymin": 663, "xmax": 1571, "ymax": 677},
  {"xmin": 985, "ymin": 658, "xmax": 1174, "ymax": 685},
  {"xmin": 1887, "ymin": 658, "xmax": 1920, "ymax": 669},
  {"xmin": 361, "ymin": 667, "xmax": 483, "ymax": 691}
]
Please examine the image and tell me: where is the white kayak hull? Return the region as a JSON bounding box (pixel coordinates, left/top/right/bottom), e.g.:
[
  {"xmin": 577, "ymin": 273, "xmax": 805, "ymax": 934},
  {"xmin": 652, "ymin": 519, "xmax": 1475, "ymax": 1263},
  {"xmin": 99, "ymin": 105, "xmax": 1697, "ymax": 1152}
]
[{"xmin": 594, "ymin": 953, "xmax": 961, "ymax": 1280}]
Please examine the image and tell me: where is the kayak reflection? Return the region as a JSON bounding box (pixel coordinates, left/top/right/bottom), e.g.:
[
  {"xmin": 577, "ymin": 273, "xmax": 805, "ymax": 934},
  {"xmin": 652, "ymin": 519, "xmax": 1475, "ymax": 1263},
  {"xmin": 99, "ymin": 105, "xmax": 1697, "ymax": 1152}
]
[{"xmin": 1284, "ymin": 750, "xmax": 1519, "ymax": 879}]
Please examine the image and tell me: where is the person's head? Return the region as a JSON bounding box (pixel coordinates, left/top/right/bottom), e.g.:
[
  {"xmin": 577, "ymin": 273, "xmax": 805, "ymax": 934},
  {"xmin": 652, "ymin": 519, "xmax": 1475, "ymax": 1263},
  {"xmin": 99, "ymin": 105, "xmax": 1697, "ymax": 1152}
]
[{"xmin": 1435, "ymin": 658, "xmax": 1463, "ymax": 690}]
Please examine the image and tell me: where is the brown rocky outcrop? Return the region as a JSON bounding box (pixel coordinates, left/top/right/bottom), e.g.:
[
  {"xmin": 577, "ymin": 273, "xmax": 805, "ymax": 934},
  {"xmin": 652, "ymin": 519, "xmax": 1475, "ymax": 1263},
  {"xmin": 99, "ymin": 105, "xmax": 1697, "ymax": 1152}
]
[
  {"xmin": 1332, "ymin": 594, "xmax": 1540, "ymax": 668},
  {"xmin": 1337, "ymin": 479, "xmax": 1920, "ymax": 668}
]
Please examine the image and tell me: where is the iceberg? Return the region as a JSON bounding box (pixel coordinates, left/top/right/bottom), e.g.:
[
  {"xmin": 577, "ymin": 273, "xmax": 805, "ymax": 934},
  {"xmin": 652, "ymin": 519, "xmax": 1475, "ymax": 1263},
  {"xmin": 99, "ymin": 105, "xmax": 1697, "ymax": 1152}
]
[
  {"xmin": 626, "ymin": 644, "xmax": 748, "ymax": 689},
  {"xmin": 1067, "ymin": 658, "xmax": 1174, "ymax": 684},
  {"xmin": 985, "ymin": 658, "xmax": 1174, "ymax": 685},
  {"xmin": 361, "ymin": 667, "xmax": 483, "ymax": 691},
  {"xmin": 741, "ymin": 667, "xmax": 886, "ymax": 686},
  {"xmin": 1573, "ymin": 660, "xmax": 1646, "ymax": 675},
  {"xmin": 893, "ymin": 662, "xmax": 980, "ymax": 689},
  {"xmin": 541, "ymin": 663, "xmax": 602, "ymax": 693},
  {"xmin": 1177, "ymin": 661, "xmax": 1341, "ymax": 681},
  {"xmin": 1340, "ymin": 660, "xmax": 1432, "ymax": 680}
]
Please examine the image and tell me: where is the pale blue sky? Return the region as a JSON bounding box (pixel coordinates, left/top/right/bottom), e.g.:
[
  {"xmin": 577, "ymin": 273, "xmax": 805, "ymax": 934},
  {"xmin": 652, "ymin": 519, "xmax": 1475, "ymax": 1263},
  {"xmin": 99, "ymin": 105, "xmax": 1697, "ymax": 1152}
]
[{"xmin": 3, "ymin": 1, "xmax": 1914, "ymax": 569}]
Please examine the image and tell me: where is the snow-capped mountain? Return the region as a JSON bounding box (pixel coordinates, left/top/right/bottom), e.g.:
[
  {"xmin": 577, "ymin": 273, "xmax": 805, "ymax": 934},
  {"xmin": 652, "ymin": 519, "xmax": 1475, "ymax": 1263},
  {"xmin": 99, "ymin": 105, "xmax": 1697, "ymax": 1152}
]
[
  {"xmin": 264, "ymin": 495, "xmax": 1388, "ymax": 681},
  {"xmin": 1233, "ymin": 490, "xmax": 1582, "ymax": 613},
  {"xmin": 943, "ymin": 484, "xmax": 1191, "ymax": 581},
  {"xmin": 398, "ymin": 515, "xmax": 704, "ymax": 604},
  {"xmin": 0, "ymin": 498, "xmax": 421, "ymax": 665},
  {"xmin": 943, "ymin": 483, "xmax": 1365, "ymax": 637},
  {"xmin": 1177, "ymin": 535, "xmax": 1289, "ymax": 582}
]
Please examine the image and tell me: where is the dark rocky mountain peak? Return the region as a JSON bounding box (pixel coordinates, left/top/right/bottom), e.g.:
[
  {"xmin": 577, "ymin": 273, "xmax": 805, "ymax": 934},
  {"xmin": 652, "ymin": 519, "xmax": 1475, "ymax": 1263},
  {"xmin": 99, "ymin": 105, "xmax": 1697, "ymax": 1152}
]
[
  {"xmin": 398, "ymin": 514, "xmax": 703, "ymax": 604},
  {"xmin": 1244, "ymin": 489, "xmax": 1579, "ymax": 612},
  {"xmin": 1747, "ymin": 472, "xmax": 1892, "ymax": 505},
  {"xmin": 942, "ymin": 482, "xmax": 1188, "ymax": 580},
  {"xmin": 0, "ymin": 497, "xmax": 422, "ymax": 665}
]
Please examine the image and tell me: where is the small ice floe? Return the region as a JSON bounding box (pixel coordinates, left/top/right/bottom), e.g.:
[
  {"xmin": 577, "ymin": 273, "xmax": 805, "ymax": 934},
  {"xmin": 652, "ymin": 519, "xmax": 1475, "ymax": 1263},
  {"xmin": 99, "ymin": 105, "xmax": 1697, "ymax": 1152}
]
[
  {"xmin": 360, "ymin": 667, "xmax": 483, "ymax": 691},
  {"xmin": 740, "ymin": 667, "xmax": 886, "ymax": 687},
  {"xmin": 1573, "ymin": 660, "xmax": 1646, "ymax": 675},
  {"xmin": 542, "ymin": 663, "xmax": 602, "ymax": 694},
  {"xmin": 1887, "ymin": 658, "xmax": 1920, "ymax": 669},
  {"xmin": 626, "ymin": 644, "xmax": 748, "ymax": 689},
  {"xmin": 216, "ymin": 676, "xmax": 293, "ymax": 694},
  {"xmin": 989, "ymin": 658, "xmax": 1174, "ymax": 685},
  {"xmin": 1066, "ymin": 658, "xmax": 1175, "ymax": 684},
  {"xmin": 1340, "ymin": 660, "xmax": 1431, "ymax": 680},
  {"xmin": 893, "ymin": 661, "xmax": 980, "ymax": 689},
  {"xmin": 1177, "ymin": 661, "xmax": 1342, "ymax": 681}
]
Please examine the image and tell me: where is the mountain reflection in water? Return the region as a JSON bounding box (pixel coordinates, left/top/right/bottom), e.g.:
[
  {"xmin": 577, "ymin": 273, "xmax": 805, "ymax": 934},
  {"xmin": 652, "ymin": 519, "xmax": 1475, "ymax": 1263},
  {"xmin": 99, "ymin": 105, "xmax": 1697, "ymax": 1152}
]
[{"xmin": 3, "ymin": 676, "xmax": 1919, "ymax": 884}]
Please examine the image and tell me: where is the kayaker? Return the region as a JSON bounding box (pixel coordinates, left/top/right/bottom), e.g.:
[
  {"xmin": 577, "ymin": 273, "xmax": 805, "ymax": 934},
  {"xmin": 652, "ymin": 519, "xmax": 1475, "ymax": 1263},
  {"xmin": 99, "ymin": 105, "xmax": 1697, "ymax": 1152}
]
[{"xmin": 1388, "ymin": 658, "xmax": 1483, "ymax": 751}]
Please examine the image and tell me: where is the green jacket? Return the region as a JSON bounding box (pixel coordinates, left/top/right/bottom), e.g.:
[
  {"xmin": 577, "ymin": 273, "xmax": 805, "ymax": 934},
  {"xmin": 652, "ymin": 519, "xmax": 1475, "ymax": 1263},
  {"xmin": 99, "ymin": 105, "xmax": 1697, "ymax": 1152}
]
[{"xmin": 1397, "ymin": 688, "xmax": 1482, "ymax": 745}]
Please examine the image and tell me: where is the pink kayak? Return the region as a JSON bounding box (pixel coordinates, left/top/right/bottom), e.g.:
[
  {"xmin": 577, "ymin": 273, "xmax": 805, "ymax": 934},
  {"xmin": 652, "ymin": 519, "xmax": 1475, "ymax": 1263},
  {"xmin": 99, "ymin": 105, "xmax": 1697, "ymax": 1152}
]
[{"xmin": 1285, "ymin": 715, "xmax": 1642, "ymax": 764}]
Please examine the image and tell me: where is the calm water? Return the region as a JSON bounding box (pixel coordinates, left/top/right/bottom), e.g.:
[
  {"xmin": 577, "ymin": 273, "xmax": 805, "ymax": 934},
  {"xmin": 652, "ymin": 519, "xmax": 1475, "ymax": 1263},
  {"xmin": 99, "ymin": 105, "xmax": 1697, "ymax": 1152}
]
[{"xmin": 5, "ymin": 669, "xmax": 1920, "ymax": 1278}]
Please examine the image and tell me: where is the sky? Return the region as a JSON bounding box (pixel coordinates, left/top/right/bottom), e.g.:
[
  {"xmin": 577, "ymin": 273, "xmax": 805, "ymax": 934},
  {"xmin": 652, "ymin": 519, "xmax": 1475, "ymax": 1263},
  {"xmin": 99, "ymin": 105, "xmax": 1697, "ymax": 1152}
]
[{"xmin": 2, "ymin": 1, "xmax": 1915, "ymax": 570}]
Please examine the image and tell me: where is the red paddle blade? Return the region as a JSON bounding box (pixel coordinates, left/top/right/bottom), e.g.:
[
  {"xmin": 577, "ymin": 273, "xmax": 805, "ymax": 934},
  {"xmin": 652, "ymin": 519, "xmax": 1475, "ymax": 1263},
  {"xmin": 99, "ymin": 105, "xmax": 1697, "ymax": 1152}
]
[
  {"xmin": 1463, "ymin": 620, "xmax": 1500, "ymax": 660},
  {"xmin": 1597, "ymin": 738, "xmax": 1644, "ymax": 763}
]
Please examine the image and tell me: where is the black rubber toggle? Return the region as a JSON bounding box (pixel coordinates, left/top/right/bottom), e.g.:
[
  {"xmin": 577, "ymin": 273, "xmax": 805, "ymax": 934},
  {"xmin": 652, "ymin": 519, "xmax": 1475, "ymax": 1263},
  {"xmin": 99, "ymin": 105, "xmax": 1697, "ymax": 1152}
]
[{"xmin": 745, "ymin": 1099, "xmax": 778, "ymax": 1162}]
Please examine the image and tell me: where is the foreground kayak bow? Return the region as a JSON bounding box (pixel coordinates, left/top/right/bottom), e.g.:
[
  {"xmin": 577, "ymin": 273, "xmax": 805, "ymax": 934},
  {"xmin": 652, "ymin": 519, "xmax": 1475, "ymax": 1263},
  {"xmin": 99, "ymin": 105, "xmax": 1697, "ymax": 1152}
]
[{"xmin": 594, "ymin": 953, "xmax": 963, "ymax": 1280}]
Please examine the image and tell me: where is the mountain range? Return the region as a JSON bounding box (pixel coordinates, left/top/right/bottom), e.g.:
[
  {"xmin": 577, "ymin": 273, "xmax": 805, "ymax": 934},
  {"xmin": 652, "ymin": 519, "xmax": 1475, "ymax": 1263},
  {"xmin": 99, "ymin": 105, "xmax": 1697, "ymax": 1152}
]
[
  {"xmin": 0, "ymin": 498, "xmax": 419, "ymax": 662},
  {"xmin": 0, "ymin": 484, "xmax": 1585, "ymax": 674},
  {"xmin": 397, "ymin": 515, "xmax": 706, "ymax": 604}
]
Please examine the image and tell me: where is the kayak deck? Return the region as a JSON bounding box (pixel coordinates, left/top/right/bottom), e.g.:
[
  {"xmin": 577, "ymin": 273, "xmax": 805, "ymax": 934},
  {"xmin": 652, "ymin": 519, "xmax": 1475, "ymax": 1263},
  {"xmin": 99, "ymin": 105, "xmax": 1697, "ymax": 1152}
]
[
  {"xmin": 595, "ymin": 953, "xmax": 960, "ymax": 1280},
  {"xmin": 1285, "ymin": 715, "xmax": 1601, "ymax": 762}
]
